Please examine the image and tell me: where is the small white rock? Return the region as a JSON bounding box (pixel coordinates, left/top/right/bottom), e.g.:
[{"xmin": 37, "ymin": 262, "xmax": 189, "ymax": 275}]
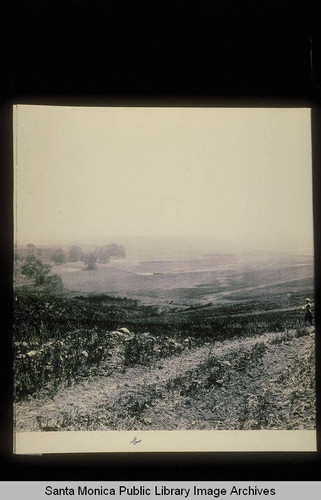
[
  {"xmin": 26, "ymin": 350, "xmax": 37, "ymax": 357},
  {"xmin": 117, "ymin": 327, "xmax": 130, "ymax": 334}
]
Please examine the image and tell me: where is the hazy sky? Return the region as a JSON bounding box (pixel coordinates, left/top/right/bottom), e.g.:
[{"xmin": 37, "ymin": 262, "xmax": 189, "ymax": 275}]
[{"xmin": 14, "ymin": 105, "xmax": 313, "ymax": 253}]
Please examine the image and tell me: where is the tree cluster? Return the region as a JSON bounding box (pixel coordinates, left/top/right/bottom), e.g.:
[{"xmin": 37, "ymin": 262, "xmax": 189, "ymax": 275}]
[
  {"xmin": 82, "ymin": 244, "xmax": 126, "ymax": 270},
  {"xmin": 17, "ymin": 242, "xmax": 126, "ymax": 272}
]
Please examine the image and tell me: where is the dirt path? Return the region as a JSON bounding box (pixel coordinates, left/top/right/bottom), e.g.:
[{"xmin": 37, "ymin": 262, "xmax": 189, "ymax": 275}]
[{"xmin": 15, "ymin": 326, "xmax": 314, "ymax": 431}]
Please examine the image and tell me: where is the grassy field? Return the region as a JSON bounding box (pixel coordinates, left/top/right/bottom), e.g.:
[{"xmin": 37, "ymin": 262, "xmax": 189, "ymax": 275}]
[
  {"xmin": 13, "ymin": 252, "xmax": 315, "ymax": 431},
  {"xmin": 50, "ymin": 256, "xmax": 313, "ymax": 303}
]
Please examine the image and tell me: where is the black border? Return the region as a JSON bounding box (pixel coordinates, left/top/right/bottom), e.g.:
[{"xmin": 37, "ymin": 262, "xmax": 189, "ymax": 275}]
[{"xmin": 1, "ymin": 0, "xmax": 321, "ymax": 482}]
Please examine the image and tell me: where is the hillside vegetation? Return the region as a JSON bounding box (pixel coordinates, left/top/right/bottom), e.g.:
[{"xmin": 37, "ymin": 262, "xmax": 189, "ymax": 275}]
[
  {"xmin": 13, "ymin": 249, "xmax": 315, "ymax": 431},
  {"xmin": 15, "ymin": 324, "xmax": 315, "ymax": 431},
  {"xmin": 13, "ymin": 288, "xmax": 312, "ymax": 403}
]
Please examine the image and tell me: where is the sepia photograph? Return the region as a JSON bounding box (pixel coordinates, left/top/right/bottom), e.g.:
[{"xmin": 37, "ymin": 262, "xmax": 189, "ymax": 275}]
[{"xmin": 13, "ymin": 105, "xmax": 316, "ymax": 453}]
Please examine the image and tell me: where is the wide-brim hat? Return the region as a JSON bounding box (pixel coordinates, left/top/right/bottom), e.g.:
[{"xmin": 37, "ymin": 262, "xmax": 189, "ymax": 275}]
[{"xmin": 306, "ymin": 298, "xmax": 310, "ymax": 302}]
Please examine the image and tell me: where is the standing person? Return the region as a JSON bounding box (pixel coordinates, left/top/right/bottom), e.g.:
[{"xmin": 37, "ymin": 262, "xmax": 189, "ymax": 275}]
[{"xmin": 303, "ymin": 298, "xmax": 313, "ymax": 325}]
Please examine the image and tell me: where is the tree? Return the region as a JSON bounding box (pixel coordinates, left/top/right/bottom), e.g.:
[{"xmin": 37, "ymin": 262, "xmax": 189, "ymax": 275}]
[
  {"xmin": 97, "ymin": 246, "xmax": 111, "ymax": 264},
  {"xmin": 106, "ymin": 243, "xmax": 126, "ymax": 258},
  {"xmin": 97, "ymin": 243, "xmax": 125, "ymax": 262},
  {"xmin": 51, "ymin": 248, "xmax": 66, "ymax": 265},
  {"xmin": 21, "ymin": 255, "xmax": 64, "ymax": 291},
  {"xmin": 21, "ymin": 255, "xmax": 52, "ymax": 285},
  {"xmin": 67, "ymin": 245, "xmax": 83, "ymax": 262},
  {"xmin": 83, "ymin": 252, "xmax": 97, "ymax": 270}
]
